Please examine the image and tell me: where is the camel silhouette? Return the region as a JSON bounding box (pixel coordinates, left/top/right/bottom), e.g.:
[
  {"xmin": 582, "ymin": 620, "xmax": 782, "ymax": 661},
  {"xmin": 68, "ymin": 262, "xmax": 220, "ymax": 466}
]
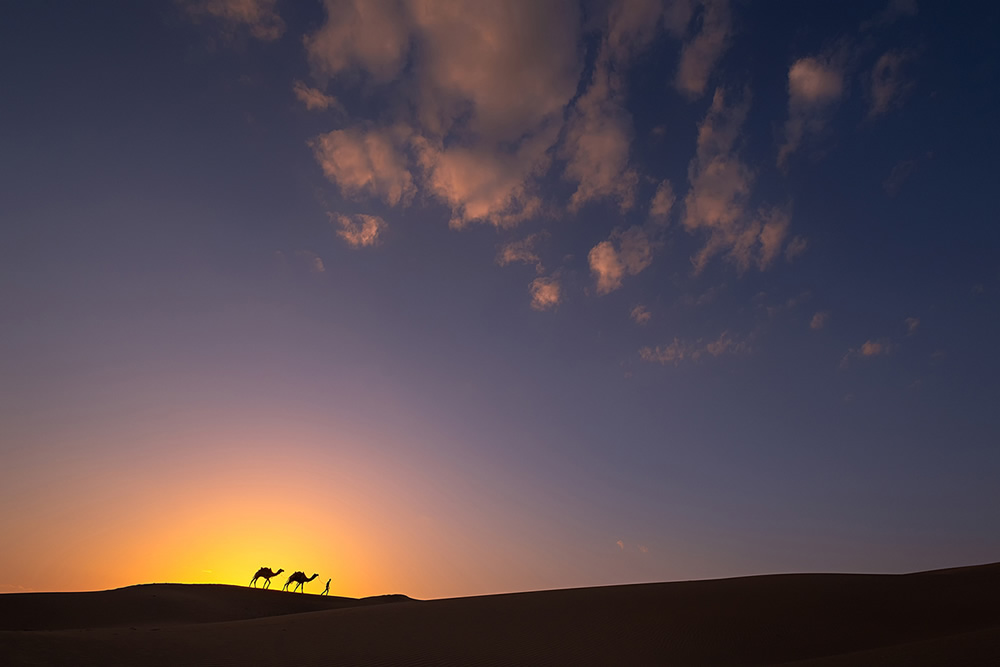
[
  {"xmin": 320, "ymin": 578, "xmax": 331, "ymax": 596},
  {"xmin": 249, "ymin": 567, "xmax": 284, "ymax": 589},
  {"xmin": 283, "ymin": 571, "xmax": 319, "ymax": 593}
]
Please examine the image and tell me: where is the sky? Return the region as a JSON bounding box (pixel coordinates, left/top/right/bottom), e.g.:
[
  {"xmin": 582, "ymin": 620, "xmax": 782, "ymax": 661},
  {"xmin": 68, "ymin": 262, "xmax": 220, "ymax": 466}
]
[{"xmin": 1, "ymin": 0, "xmax": 999, "ymax": 600}]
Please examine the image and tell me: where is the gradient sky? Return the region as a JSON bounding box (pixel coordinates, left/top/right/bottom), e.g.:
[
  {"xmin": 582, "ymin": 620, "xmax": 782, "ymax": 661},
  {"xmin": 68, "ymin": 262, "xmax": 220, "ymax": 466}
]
[{"xmin": 2, "ymin": 0, "xmax": 999, "ymax": 599}]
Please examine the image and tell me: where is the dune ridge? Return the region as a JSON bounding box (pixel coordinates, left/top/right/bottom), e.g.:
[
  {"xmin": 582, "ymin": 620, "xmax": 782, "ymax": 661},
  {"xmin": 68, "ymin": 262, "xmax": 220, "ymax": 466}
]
[{"xmin": 3, "ymin": 563, "xmax": 1000, "ymax": 665}]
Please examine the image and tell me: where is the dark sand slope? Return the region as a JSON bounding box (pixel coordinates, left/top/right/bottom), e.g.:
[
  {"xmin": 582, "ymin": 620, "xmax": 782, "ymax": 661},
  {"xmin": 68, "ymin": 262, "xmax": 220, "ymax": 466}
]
[{"xmin": 3, "ymin": 564, "xmax": 1000, "ymax": 666}]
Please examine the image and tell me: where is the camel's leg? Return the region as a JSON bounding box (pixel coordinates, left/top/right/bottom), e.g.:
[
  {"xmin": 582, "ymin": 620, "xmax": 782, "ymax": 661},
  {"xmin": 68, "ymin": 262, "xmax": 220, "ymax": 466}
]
[{"xmin": 250, "ymin": 577, "xmax": 257, "ymax": 587}]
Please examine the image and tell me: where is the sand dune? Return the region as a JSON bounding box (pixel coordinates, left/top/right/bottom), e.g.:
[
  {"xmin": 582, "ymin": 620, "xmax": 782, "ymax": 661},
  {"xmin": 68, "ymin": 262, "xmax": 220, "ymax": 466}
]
[{"xmin": 3, "ymin": 563, "xmax": 1000, "ymax": 665}]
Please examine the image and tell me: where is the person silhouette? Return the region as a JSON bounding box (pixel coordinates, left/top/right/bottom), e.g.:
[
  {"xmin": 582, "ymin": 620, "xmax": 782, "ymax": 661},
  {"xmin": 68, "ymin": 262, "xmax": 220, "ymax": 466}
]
[{"xmin": 321, "ymin": 578, "xmax": 331, "ymax": 596}]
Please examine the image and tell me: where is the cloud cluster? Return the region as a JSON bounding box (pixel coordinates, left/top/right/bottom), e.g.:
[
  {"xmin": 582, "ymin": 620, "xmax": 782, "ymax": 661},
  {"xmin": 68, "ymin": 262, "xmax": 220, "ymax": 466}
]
[
  {"xmin": 496, "ymin": 233, "xmax": 546, "ymax": 273},
  {"xmin": 675, "ymin": 0, "xmax": 733, "ymax": 98},
  {"xmin": 640, "ymin": 331, "xmax": 746, "ymax": 365},
  {"xmin": 630, "ymin": 305, "xmax": 652, "ymax": 325},
  {"xmin": 683, "ymin": 89, "xmax": 792, "ymax": 273}
]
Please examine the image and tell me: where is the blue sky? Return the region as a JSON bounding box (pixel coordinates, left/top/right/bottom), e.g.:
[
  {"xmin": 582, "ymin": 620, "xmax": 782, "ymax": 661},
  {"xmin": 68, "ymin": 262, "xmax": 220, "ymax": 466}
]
[{"xmin": 1, "ymin": 0, "xmax": 999, "ymax": 597}]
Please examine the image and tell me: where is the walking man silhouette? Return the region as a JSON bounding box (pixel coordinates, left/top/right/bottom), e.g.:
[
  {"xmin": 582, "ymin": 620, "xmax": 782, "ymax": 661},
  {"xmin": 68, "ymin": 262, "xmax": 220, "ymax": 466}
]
[{"xmin": 321, "ymin": 578, "xmax": 331, "ymax": 596}]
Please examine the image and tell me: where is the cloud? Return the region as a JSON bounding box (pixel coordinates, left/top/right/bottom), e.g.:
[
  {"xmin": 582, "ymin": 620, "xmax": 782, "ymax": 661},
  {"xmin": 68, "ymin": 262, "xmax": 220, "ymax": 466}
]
[
  {"xmin": 310, "ymin": 126, "xmax": 416, "ymax": 207},
  {"xmin": 305, "ymin": 0, "xmax": 412, "ymax": 82},
  {"xmin": 331, "ymin": 213, "xmax": 387, "ymax": 247},
  {"xmin": 861, "ymin": 0, "xmax": 918, "ymax": 30},
  {"xmin": 292, "ymin": 81, "xmax": 341, "ymax": 112},
  {"xmin": 675, "ymin": 0, "xmax": 732, "ymax": 98},
  {"xmin": 778, "ymin": 55, "xmax": 844, "ymax": 167},
  {"xmin": 810, "ymin": 311, "xmax": 830, "ymax": 330},
  {"xmin": 905, "ymin": 317, "xmax": 920, "ymax": 335},
  {"xmin": 306, "ymin": 0, "xmax": 583, "ymax": 228},
  {"xmin": 630, "ymin": 304, "xmax": 652, "ymax": 325},
  {"xmin": 640, "ymin": 331, "xmax": 746, "ymax": 365},
  {"xmin": 529, "ymin": 276, "xmax": 561, "ymax": 311},
  {"xmin": 841, "ymin": 338, "xmax": 893, "ymax": 367},
  {"xmin": 869, "ymin": 50, "xmax": 914, "ymax": 118},
  {"xmin": 616, "ymin": 539, "xmax": 625, "ymax": 550},
  {"xmin": 180, "ymin": 0, "xmax": 285, "ymax": 41},
  {"xmin": 497, "ymin": 233, "xmax": 546, "ymax": 272},
  {"xmin": 588, "ymin": 226, "xmax": 653, "ymax": 295},
  {"xmin": 649, "ymin": 180, "xmax": 676, "ymax": 221},
  {"xmin": 785, "ymin": 235, "xmax": 809, "ymax": 261},
  {"xmin": 561, "ymin": 0, "xmax": 665, "ymax": 213},
  {"xmin": 683, "ymin": 89, "xmax": 792, "ymax": 273},
  {"xmin": 297, "ymin": 250, "xmax": 326, "ymax": 273}
]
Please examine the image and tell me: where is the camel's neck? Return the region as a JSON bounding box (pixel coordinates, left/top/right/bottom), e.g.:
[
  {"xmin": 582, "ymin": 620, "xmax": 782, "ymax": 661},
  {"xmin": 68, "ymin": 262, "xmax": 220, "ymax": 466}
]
[{"xmin": 307, "ymin": 574, "xmax": 318, "ymax": 582}]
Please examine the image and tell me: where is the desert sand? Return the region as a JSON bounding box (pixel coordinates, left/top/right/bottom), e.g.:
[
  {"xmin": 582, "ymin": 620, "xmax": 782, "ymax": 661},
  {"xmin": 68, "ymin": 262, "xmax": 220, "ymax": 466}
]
[{"xmin": 2, "ymin": 562, "xmax": 1000, "ymax": 666}]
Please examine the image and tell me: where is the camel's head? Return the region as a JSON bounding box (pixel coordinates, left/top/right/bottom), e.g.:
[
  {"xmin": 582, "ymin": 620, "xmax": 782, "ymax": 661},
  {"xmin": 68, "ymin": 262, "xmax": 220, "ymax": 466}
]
[
  {"xmin": 275, "ymin": 568, "xmax": 284, "ymax": 575},
  {"xmin": 309, "ymin": 573, "xmax": 319, "ymax": 581}
]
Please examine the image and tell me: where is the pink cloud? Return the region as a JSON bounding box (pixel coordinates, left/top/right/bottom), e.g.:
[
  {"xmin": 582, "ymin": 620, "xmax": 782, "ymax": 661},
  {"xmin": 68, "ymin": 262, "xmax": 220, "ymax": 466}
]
[
  {"xmin": 529, "ymin": 276, "xmax": 561, "ymax": 311},
  {"xmin": 841, "ymin": 338, "xmax": 893, "ymax": 367},
  {"xmin": 675, "ymin": 0, "xmax": 732, "ymax": 98},
  {"xmin": 497, "ymin": 233, "xmax": 546, "ymax": 272},
  {"xmin": 810, "ymin": 311, "xmax": 829, "ymax": 330},
  {"xmin": 310, "ymin": 126, "xmax": 416, "ymax": 207},
  {"xmin": 630, "ymin": 305, "xmax": 652, "ymax": 325},
  {"xmin": 332, "ymin": 213, "xmax": 387, "ymax": 248},
  {"xmin": 779, "ymin": 55, "xmax": 845, "ymax": 167},
  {"xmin": 683, "ymin": 89, "xmax": 792, "ymax": 273},
  {"xmin": 588, "ymin": 226, "xmax": 653, "ymax": 295},
  {"xmin": 292, "ymin": 81, "xmax": 341, "ymax": 112},
  {"xmin": 649, "ymin": 180, "xmax": 676, "ymax": 221},
  {"xmin": 305, "ymin": 0, "xmax": 412, "ymax": 81}
]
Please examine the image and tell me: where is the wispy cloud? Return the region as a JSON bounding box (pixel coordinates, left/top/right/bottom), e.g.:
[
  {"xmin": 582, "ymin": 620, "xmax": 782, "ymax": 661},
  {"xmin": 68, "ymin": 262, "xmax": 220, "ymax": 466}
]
[
  {"xmin": 292, "ymin": 81, "xmax": 341, "ymax": 112},
  {"xmin": 630, "ymin": 304, "xmax": 652, "ymax": 325},
  {"xmin": 683, "ymin": 89, "xmax": 792, "ymax": 273},
  {"xmin": 869, "ymin": 50, "xmax": 915, "ymax": 117},
  {"xmin": 497, "ymin": 233, "xmax": 546, "ymax": 272},
  {"xmin": 640, "ymin": 331, "xmax": 747, "ymax": 365},
  {"xmin": 296, "ymin": 250, "xmax": 326, "ymax": 273},
  {"xmin": 331, "ymin": 213, "xmax": 387, "ymax": 248},
  {"xmin": 649, "ymin": 179, "xmax": 676, "ymax": 221},
  {"xmin": 810, "ymin": 311, "xmax": 830, "ymax": 330},
  {"xmin": 905, "ymin": 317, "xmax": 920, "ymax": 335},
  {"xmin": 180, "ymin": 0, "xmax": 285, "ymax": 41}
]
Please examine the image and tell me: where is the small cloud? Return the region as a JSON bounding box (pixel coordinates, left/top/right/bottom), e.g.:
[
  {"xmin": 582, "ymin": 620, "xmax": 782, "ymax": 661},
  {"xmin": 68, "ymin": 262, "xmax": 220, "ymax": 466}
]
[
  {"xmin": 869, "ymin": 50, "xmax": 915, "ymax": 118},
  {"xmin": 905, "ymin": 316, "xmax": 920, "ymax": 335},
  {"xmin": 292, "ymin": 81, "xmax": 342, "ymax": 112},
  {"xmin": 810, "ymin": 311, "xmax": 829, "ymax": 330},
  {"xmin": 529, "ymin": 276, "xmax": 561, "ymax": 311},
  {"xmin": 778, "ymin": 54, "xmax": 845, "ymax": 167},
  {"xmin": 883, "ymin": 154, "xmax": 932, "ymax": 197},
  {"xmin": 331, "ymin": 213, "xmax": 386, "ymax": 248},
  {"xmin": 649, "ymin": 179, "xmax": 676, "ymax": 221},
  {"xmin": 616, "ymin": 539, "xmax": 625, "ymax": 550},
  {"xmin": 497, "ymin": 233, "xmax": 546, "ymax": 273},
  {"xmin": 588, "ymin": 226, "xmax": 653, "ymax": 295},
  {"xmin": 630, "ymin": 304, "xmax": 652, "ymax": 325},
  {"xmin": 841, "ymin": 338, "xmax": 893, "ymax": 367},
  {"xmin": 638, "ymin": 545, "xmax": 649, "ymax": 554},
  {"xmin": 180, "ymin": 0, "xmax": 285, "ymax": 41},
  {"xmin": 785, "ymin": 236, "xmax": 808, "ymax": 261},
  {"xmin": 297, "ymin": 250, "xmax": 326, "ymax": 273}
]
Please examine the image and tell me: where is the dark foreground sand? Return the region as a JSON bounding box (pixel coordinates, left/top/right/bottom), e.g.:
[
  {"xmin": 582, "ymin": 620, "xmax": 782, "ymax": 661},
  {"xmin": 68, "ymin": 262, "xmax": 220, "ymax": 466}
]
[{"xmin": 2, "ymin": 563, "xmax": 1000, "ymax": 666}]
